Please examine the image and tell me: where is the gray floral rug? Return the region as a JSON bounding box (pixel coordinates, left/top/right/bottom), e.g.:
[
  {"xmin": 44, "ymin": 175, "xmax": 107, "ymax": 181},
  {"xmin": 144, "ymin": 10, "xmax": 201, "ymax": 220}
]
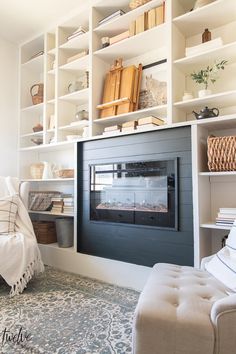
[{"xmin": 0, "ymin": 267, "xmax": 139, "ymax": 354}]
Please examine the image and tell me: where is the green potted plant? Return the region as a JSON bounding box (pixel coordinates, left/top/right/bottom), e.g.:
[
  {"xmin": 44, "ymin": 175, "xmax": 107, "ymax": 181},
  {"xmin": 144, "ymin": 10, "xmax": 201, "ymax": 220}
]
[{"xmin": 190, "ymin": 60, "xmax": 227, "ymax": 98}]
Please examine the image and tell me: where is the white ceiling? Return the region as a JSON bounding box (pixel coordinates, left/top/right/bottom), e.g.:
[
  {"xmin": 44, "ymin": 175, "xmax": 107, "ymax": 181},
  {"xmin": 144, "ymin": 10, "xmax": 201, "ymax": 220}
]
[{"xmin": 0, "ymin": 0, "xmax": 95, "ymax": 44}]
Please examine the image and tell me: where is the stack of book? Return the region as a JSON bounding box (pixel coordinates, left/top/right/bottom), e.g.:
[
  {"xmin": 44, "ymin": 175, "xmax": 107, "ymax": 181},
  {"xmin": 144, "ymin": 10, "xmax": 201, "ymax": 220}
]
[
  {"xmin": 99, "ymin": 10, "xmax": 125, "ymax": 26},
  {"xmin": 136, "ymin": 116, "xmax": 165, "ymax": 131},
  {"xmin": 67, "ymin": 50, "xmax": 88, "ymax": 64},
  {"xmin": 129, "ymin": 2, "xmax": 165, "ymax": 37},
  {"xmin": 122, "ymin": 120, "xmax": 138, "ymax": 133},
  {"xmin": 216, "ymin": 208, "xmax": 236, "ymax": 226},
  {"xmin": 67, "ymin": 26, "xmax": 86, "ymax": 41},
  {"xmin": 103, "ymin": 125, "xmax": 121, "ymax": 136},
  {"xmin": 51, "ymin": 197, "xmax": 63, "ymax": 214},
  {"xmin": 63, "ymin": 195, "xmax": 74, "ymax": 215}
]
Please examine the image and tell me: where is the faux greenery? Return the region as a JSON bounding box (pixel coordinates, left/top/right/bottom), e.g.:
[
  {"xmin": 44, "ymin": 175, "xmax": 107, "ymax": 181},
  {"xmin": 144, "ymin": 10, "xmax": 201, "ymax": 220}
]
[{"xmin": 190, "ymin": 60, "xmax": 227, "ymax": 90}]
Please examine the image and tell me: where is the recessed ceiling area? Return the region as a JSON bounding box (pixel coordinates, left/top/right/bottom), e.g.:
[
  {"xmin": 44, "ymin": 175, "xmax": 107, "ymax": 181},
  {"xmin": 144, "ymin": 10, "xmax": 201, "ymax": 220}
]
[{"xmin": 0, "ymin": 0, "xmax": 97, "ymax": 44}]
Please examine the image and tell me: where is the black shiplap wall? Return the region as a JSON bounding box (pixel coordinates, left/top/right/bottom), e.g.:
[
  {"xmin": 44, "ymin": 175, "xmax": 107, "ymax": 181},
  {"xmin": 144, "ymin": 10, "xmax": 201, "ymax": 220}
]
[{"xmin": 77, "ymin": 126, "xmax": 193, "ymax": 267}]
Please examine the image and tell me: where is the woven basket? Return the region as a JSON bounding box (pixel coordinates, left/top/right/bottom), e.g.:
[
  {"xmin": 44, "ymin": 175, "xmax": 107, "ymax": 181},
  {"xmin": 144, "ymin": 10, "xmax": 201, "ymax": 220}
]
[
  {"xmin": 30, "ymin": 163, "xmax": 44, "ymax": 179},
  {"xmin": 32, "ymin": 221, "xmax": 57, "ymax": 244},
  {"xmin": 55, "ymin": 169, "xmax": 74, "ymax": 178},
  {"xmin": 207, "ymin": 135, "xmax": 236, "ymax": 172}
]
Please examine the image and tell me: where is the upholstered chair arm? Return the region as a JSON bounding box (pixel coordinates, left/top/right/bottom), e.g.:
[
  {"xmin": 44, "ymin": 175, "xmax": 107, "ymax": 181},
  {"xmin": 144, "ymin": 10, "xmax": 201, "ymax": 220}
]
[
  {"xmin": 210, "ymin": 295, "xmax": 236, "ymax": 354},
  {"xmin": 200, "ymin": 255, "xmax": 215, "ymax": 270},
  {"xmin": 19, "ymin": 181, "xmax": 30, "ymax": 209}
]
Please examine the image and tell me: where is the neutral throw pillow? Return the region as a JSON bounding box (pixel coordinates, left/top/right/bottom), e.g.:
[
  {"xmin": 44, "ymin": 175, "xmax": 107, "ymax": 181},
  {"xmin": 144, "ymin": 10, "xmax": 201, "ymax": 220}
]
[
  {"xmin": 205, "ymin": 220, "xmax": 236, "ymax": 291},
  {"xmin": 0, "ymin": 195, "xmax": 18, "ymax": 235}
]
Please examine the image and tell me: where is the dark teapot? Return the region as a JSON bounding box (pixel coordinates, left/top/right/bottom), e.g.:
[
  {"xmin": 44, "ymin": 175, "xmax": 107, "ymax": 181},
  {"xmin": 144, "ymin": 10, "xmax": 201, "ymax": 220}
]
[{"xmin": 192, "ymin": 106, "xmax": 219, "ymax": 120}]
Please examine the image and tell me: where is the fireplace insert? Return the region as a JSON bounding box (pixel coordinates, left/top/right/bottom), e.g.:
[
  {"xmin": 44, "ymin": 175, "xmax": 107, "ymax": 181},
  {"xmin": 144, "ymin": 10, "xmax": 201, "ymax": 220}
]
[{"xmin": 90, "ymin": 158, "xmax": 178, "ymax": 230}]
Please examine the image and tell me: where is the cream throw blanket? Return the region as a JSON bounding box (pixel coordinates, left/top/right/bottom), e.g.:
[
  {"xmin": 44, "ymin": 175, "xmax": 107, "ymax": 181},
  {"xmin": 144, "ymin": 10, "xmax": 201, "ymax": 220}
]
[{"xmin": 0, "ymin": 177, "xmax": 44, "ymax": 296}]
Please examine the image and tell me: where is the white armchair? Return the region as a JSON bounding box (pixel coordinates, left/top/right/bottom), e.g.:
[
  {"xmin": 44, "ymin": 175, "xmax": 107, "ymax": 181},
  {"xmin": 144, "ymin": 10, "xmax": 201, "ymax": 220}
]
[{"xmin": 133, "ymin": 258, "xmax": 236, "ymax": 354}]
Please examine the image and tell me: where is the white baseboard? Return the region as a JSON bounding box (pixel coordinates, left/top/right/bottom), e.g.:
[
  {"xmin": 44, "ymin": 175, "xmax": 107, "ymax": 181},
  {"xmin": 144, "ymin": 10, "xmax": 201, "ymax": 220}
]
[{"xmin": 39, "ymin": 244, "xmax": 151, "ymax": 291}]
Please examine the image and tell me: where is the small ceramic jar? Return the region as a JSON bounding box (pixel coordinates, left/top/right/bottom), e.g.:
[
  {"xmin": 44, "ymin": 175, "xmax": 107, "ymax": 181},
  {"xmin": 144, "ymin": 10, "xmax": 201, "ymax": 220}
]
[{"xmin": 101, "ymin": 37, "xmax": 110, "ymax": 48}]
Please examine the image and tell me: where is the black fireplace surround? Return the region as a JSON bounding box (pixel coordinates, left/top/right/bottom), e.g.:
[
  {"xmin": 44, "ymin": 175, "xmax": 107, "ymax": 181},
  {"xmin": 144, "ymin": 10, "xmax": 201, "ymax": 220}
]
[{"xmin": 77, "ymin": 126, "xmax": 193, "ymax": 267}]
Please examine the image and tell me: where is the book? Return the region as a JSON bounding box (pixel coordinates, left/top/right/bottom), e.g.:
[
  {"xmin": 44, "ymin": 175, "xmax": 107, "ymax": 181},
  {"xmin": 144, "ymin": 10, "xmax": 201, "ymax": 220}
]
[
  {"xmin": 129, "ymin": 21, "xmax": 136, "ymax": 37},
  {"xmin": 102, "ymin": 130, "xmax": 121, "ymax": 137},
  {"xmin": 156, "ymin": 3, "xmax": 165, "ymax": 26},
  {"xmin": 99, "ymin": 10, "xmax": 125, "ymax": 25},
  {"xmin": 122, "ymin": 120, "xmax": 138, "ymax": 128},
  {"xmin": 185, "ymin": 37, "xmax": 223, "ymax": 57},
  {"xmin": 122, "ymin": 126, "xmax": 136, "ymax": 133},
  {"xmin": 136, "ymin": 13, "xmax": 146, "ymax": 35},
  {"xmin": 109, "ymin": 31, "xmax": 130, "ymax": 45},
  {"xmin": 219, "ymin": 208, "xmax": 236, "ymax": 214},
  {"xmin": 148, "ymin": 8, "xmax": 156, "ymax": 29},
  {"xmin": 136, "ymin": 123, "xmax": 161, "ymax": 131},
  {"xmin": 104, "ymin": 125, "xmax": 121, "ymax": 132},
  {"xmin": 138, "ymin": 116, "xmax": 165, "ymax": 126},
  {"xmin": 67, "ymin": 51, "xmax": 88, "ymax": 63}
]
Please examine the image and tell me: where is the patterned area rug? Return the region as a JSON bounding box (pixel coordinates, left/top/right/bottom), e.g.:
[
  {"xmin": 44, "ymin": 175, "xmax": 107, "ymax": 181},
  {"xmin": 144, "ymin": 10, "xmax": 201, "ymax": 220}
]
[{"xmin": 0, "ymin": 267, "xmax": 139, "ymax": 354}]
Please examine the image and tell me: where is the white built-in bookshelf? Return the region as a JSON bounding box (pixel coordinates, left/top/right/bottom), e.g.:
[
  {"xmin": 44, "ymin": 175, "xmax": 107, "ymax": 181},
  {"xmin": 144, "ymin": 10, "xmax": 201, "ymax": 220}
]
[{"xmin": 19, "ymin": 0, "xmax": 236, "ymax": 268}]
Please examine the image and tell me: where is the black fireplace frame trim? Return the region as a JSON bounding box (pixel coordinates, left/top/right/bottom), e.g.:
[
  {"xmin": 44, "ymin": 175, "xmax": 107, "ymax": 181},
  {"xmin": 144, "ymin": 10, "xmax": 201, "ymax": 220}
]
[{"xmin": 88, "ymin": 156, "xmax": 179, "ymax": 231}]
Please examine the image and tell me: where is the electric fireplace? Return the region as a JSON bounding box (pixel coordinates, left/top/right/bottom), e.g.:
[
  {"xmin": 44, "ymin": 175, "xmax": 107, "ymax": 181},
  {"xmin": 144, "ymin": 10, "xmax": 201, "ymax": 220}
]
[{"xmin": 90, "ymin": 159, "xmax": 178, "ymax": 230}]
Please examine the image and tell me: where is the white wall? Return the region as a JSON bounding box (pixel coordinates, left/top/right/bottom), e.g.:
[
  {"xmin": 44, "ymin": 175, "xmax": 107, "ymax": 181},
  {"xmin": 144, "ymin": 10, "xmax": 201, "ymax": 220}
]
[{"xmin": 0, "ymin": 37, "xmax": 18, "ymax": 176}]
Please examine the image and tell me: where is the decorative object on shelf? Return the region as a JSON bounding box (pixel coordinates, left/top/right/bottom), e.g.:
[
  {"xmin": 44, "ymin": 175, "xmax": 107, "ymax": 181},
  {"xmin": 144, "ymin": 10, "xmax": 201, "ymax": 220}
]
[
  {"xmin": 139, "ymin": 60, "xmax": 167, "ymax": 109},
  {"xmin": 29, "ymin": 50, "xmax": 44, "ymax": 61},
  {"xmin": 55, "ymin": 218, "xmax": 74, "ymax": 248},
  {"xmin": 29, "ymin": 191, "xmax": 61, "ymax": 211},
  {"xmin": 48, "ymin": 114, "xmax": 55, "ymax": 130},
  {"xmin": 185, "ymin": 37, "xmax": 223, "ymax": 57},
  {"xmin": 51, "ymin": 60, "xmax": 56, "ymax": 70},
  {"xmin": 190, "ymin": 60, "xmax": 227, "ymax": 98},
  {"xmin": 192, "ymin": 106, "xmax": 219, "ymax": 120},
  {"xmin": 99, "ymin": 9, "xmax": 125, "ymax": 26},
  {"xmin": 30, "ymin": 163, "xmax": 44, "ymax": 179},
  {"xmin": 31, "ymin": 138, "xmax": 43, "ymax": 145},
  {"xmin": 30, "ymin": 83, "xmax": 44, "ymax": 105},
  {"xmin": 129, "ymin": 0, "xmax": 151, "ymax": 10},
  {"xmin": 32, "ymin": 221, "xmax": 57, "ymax": 244},
  {"xmin": 66, "ymin": 50, "xmax": 88, "ymax": 64},
  {"xmin": 82, "ymin": 126, "xmax": 90, "ymax": 138},
  {"xmin": 75, "ymin": 109, "xmax": 89, "ymax": 121},
  {"xmin": 32, "ymin": 123, "xmax": 43, "ymax": 132},
  {"xmin": 101, "ymin": 37, "xmax": 110, "ymax": 48},
  {"xmin": 207, "ymin": 135, "xmax": 236, "ymax": 171},
  {"xmin": 42, "ymin": 161, "xmax": 56, "ymax": 180},
  {"xmin": 202, "ymin": 28, "xmax": 211, "ymax": 43},
  {"xmin": 49, "ymin": 136, "xmax": 56, "ymax": 144},
  {"xmin": 68, "ymin": 80, "xmax": 83, "ymax": 93},
  {"xmin": 66, "ymin": 135, "xmax": 82, "ymax": 141},
  {"xmin": 182, "ymin": 92, "xmax": 193, "ymax": 101},
  {"xmin": 67, "ymin": 26, "xmax": 86, "ymax": 41},
  {"xmin": 55, "ymin": 169, "xmax": 74, "ymax": 179},
  {"xmin": 193, "ymin": 0, "xmax": 215, "ymax": 10},
  {"xmin": 97, "ymin": 58, "xmax": 143, "ymax": 118}
]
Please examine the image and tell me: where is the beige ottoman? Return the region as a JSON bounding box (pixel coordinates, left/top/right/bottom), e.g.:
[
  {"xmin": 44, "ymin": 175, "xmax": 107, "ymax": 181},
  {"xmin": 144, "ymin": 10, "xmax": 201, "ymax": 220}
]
[{"xmin": 133, "ymin": 263, "xmax": 228, "ymax": 354}]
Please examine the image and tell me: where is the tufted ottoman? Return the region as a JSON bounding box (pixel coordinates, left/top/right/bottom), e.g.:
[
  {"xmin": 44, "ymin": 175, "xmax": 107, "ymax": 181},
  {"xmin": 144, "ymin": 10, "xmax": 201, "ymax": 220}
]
[{"xmin": 133, "ymin": 263, "xmax": 229, "ymax": 354}]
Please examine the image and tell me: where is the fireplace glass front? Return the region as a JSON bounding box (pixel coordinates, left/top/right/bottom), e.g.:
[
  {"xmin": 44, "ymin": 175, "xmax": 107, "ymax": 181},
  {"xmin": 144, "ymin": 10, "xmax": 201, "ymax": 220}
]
[{"xmin": 90, "ymin": 159, "xmax": 178, "ymax": 229}]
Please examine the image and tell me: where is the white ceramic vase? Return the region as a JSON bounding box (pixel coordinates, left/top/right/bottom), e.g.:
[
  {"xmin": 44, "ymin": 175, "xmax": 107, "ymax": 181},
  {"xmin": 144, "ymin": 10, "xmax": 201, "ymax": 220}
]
[{"xmin": 198, "ymin": 89, "xmax": 212, "ymax": 98}]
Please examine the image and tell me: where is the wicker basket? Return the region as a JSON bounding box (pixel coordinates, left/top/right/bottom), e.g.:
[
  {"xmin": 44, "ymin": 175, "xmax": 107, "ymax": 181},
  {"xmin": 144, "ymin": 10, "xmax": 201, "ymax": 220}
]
[
  {"xmin": 207, "ymin": 135, "xmax": 236, "ymax": 172},
  {"xmin": 30, "ymin": 163, "xmax": 44, "ymax": 179},
  {"xmin": 30, "ymin": 83, "xmax": 44, "ymax": 105},
  {"xmin": 55, "ymin": 169, "xmax": 74, "ymax": 178},
  {"xmin": 32, "ymin": 221, "xmax": 57, "ymax": 244}
]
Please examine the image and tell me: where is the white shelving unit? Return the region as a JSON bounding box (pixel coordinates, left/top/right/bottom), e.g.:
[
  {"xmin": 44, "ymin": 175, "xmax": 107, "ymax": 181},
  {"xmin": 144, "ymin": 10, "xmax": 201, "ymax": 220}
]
[{"xmin": 18, "ymin": 0, "xmax": 236, "ymax": 269}]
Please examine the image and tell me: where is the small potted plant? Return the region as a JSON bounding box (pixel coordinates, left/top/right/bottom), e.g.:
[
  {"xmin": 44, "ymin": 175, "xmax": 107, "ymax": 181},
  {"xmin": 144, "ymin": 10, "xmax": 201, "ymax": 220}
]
[{"xmin": 190, "ymin": 60, "xmax": 227, "ymax": 98}]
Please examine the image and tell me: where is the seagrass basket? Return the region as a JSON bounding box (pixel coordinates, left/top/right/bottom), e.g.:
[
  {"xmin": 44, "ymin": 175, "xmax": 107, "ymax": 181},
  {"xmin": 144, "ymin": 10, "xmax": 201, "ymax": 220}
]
[
  {"xmin": 30, "ymin": 163, "xmax": 44, "ymax": 179},
  {"xmin": 32, "ymin": 221, "xmax": 57, "ymax": 244},
  {"xmin": 207, "ymin": 135, "xmax": 236, "ymax": 172}
]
